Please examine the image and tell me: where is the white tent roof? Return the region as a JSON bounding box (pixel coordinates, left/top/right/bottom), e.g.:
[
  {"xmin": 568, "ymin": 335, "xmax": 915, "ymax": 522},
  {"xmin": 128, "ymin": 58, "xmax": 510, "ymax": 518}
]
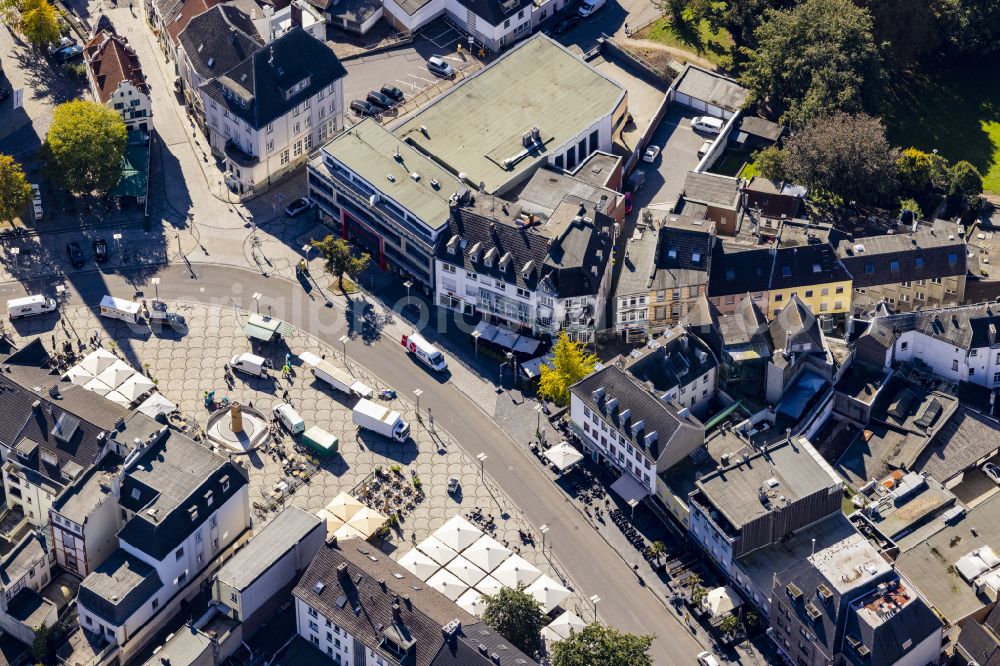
[
  {"xmin": 325, "ymin": 492, "xmax": 365, "ymax": 523},
  {"xmin": 78, "ymin": 348, "xmax": 118, "ymax": 376},
  {"xmin": 543, "ymin": 441, "xmax": 584, "ymax": 472},
  {"xmin": 432, "ymin": 515, "xmax": 482, "ymax": 552},
  {"xmin": 63, "ymin": 365, "xmax": 94, "ymax": 386},
  {"xmin": 492, "ymin": 555, "xmax": 542, "ymax": 588},
  {"xmin": 463, "ymin": 535, "xmax": 512, "ymax": 573},
  {"xmin": 457, "ymin": 589, "xmax": 488, "ymax": 618},
  {"xmin": 137, "ymin": 393, "xmax": 176, "ymax": 419},
  {"xmin": 117, "ymin": 373, "xmax": 155, "ymax": 401},
  {"xmin": 444, "ymin": 555, "xmax": 487, "ymax": 587},
  {"xmin": 704, "ymin": 586, "xmax": 742, "ymax": 619},
  {"xmin": 82, "ymin": 377, "xmax": 113, "ymax": 396},
  {"xmin": 426, "ymin": 568, "xmax": 467, "ymax": 601},
  {"xmin": 475, "ymin": 575, "xmax": 504, "ymax": 597},
  {"xmin": 397, "ymin": 548, "xmax": 439, "ymax": 582},
  {"xmin": 542, "ymin": 611, "xmax": 587, "ymax": 641},
  {"xmin": 96, "ymin": 359, "xmax": 136, "ymax": 389},
  {"xmin": 104, "ymin": 390, "xmax": 132, "ymax": 406},
  {"xmin": 333, "ymin": 523, "xmax": 368, "ymax": 541},
  {"xmin": 525, "ymin": 574, "xmax": 571, "ymax": 613},
  {"xmin": 417, "ymin": 535, "xmax": 458, "ymax": 566}
]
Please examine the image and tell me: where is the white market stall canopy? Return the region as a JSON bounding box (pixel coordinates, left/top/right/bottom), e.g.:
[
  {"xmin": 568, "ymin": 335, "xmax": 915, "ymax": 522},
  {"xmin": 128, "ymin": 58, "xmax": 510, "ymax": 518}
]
[
  {"xmin": 432, "ymin": 515, "xmax": 482, "ymax": 552},
  {"xmin": 704, "ymin": 586, "xmax": 742, "ymax": 619},
  {"xmin": 543, "ymin": 441, "xmax": 584, "ymax": 472},
  {"xmin": 525, "ymin": 574, "xmax": 571, "ymax": 613},
  {"xmin": 541, "ymin": 611, "xmax": 587, "ymax": 642}
]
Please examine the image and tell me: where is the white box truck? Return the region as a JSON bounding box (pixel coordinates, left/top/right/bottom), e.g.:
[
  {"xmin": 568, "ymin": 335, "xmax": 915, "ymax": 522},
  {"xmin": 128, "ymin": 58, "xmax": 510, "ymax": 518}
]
[
  {"xmin": 7, "ymin": 295, "xmax": 57, "ymax": 320},
  {"xmin": 99, "ymin": 295, "xmax": 141, "ymax": 323},
  {"xmin": 401, "ymin": 333, "xmax": 447, "ymax": 372},
  {"xmin": 298, "ymin": 351, "xmax": 374, "ymax": 398},
  {"xmin": 353, "ymin": 398, "xmax": 409, "ymax": 442}
]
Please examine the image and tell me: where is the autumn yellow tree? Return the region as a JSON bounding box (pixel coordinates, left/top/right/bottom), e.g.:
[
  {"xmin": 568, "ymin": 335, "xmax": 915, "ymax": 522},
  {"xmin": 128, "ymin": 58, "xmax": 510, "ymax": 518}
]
[
  {"xmin": 21, "ymin": 0, "xmax": 61, "ymax": 50},
  {"xmin": 538, "ymin": 332, "xmax": 597, "ymax": 406},
  {"xmin": 0, "ymin": 154, "xmax": 32, "ymax": 223}
]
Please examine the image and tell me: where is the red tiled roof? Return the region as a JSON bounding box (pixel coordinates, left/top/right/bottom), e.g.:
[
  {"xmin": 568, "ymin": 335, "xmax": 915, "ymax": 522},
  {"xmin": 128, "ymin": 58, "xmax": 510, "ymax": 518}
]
[
  {"xmin": 84, "ymin": 31, "xmax": 150, "ymax": 105},
  {"xmin": 166, "ymin": 0, "xmax": 223, "ymax": 46}
]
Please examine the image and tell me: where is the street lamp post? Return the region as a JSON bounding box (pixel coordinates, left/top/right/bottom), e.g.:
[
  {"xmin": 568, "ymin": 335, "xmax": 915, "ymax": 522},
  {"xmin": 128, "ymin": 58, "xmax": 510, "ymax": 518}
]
[
  {"xmin": 590, "ymin": 595, "xmax": 601, "ymax": 622},
  {"xmin": 252, "ymin": 292, "xmax": 262, "ymax": 314},
  {"xmin": 534, "ymin": 403, "xmax": 543, "ymax": 438},
  {"xmin": 113, "ymin": 232, "xmax": 122, "ymax": 258},
  {"xmin": 413, "ymin": 388, "xmax": 423, "ymax": 419},
  {"xmin": 471, "ymin": 329, "xmax": 481, "ymax": 358},
  {"xmin": 339, "ymin": 335, "xmax": 349, "ymax": 362},
  {"xmin": 477, "ymin": 452, "xmax": 488, "ymax": 480},
  {"xmin": 151, "ymin": 277, "xmax": 160, "ymax": 301},
  {"xmin": 539, "ymin": 524, "xmax": 549, "ymax": 550}
]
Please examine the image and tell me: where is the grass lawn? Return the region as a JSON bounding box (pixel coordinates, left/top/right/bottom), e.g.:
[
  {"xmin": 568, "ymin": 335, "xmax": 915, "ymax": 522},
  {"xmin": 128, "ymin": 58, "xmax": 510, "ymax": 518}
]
[
  {"xmin": 883, "ymin": 55, "xmax": 1000, "ymax": 194},
  {"xmin": 633, "ymin": 14, "xmax": 733, "ymax": 68},
  {"xmin": 710, "ymin": 150, "xmax": 751, "ymax": 177},
  {"xmin": 738, "ymin": 162, "xmax": 760, "ymax": 179}
]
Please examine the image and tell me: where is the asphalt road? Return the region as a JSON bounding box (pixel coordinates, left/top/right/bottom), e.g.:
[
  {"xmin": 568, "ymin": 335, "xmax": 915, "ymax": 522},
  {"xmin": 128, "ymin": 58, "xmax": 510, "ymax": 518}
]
[{"xmin": 0, "ymin": 264, "xmax": 704, "ymax": 664}]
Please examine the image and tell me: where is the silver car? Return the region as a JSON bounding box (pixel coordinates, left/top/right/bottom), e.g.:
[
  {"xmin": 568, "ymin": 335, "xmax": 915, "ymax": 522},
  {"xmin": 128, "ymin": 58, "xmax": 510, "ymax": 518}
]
[{"xmin": 427, "ymin": 56, "xmax": 455, "ymax": 78}]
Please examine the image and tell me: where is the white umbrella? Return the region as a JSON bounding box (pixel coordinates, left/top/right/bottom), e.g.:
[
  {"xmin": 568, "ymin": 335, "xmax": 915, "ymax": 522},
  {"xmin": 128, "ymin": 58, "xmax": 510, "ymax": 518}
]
[
  {"xmin": 83, "ymin": 377, "xmax": 113, "ymax": 396},
  {"xmin": 397, "ymin": 548, "xmax": 439, "ymax": 582},
  {"xmin": 445, "ymin": 555, "xmax": 487, "ymax": 587},
  {"xmin": 104, "ymin": 391, "xmax": 132, "ymax": 406},
  {"xmin": 457, "ymin": 588, "xmax": 488, "ymax": 617},
  {"xmin": 525, "ymin": 574, "xmax": 571, "ymax": 613},
  {"xmin": 432, "ymin": 515, "xmax": 482, "ymax": 552},
  {"xmin": 543, "ymin": 611, "xmax": 587, "ymax": 640},
  {"xmin": 333, "ymin": 522, "xmax": 368, "ymax": 541},
  {"xmin": 704, "ymin": 586, "xmax": 742, "ymax": 619},
  {"xmin": 417, "ymin": 536, "xmax": 458, "ymax": 566},
  {"xmin": 463, "ymin": 535, "xmax": 512, "ymax": 573},
  {"xmin": 543, "ymin": 441, "xmax": 584, "ymax": 472},
  {"xmin": 475, "ymin": 575, "xmax": 504, "ymax": 597},
  {"xmin": 315, "ymin": 509, "xmax": 345, "ymax": 538},
  {"xmin": 96, "ymin": 359, "xmax": 135, "ymax": 389},
  {"xmin": 325, "ymin": 493, "xmax": 365, "ymax": 523},
  {"xmin": 79, "ymin": 348, "xmax": 117, "ymax": 376},
  {"xmin": 346, "ymin": 506, "xmax": 387, "ymax": 538},
  {"xmin": 427, "ymin": 568, "xmax": 467, "ymax": 601},
  {"xmin": 137, "ymin": 393, "xmax": 176, "ymax": 419},
  {"xmin": 63, "ymin": 365, "xmax": 94, "ymax": 386},
  {"xmin": 492, "ymin": 555, "xmax": 542, "ymax": 588},
  {"xmin": 117, "ymin": 373, "xmax": 155, "ymax": 401}
]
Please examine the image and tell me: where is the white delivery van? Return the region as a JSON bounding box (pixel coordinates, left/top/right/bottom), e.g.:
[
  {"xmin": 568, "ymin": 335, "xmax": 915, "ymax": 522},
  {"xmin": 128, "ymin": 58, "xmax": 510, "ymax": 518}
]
[
  {"xmin": 230, "ymin": 353, "xmax": 270, "ymax": 377},
  {"xmin": 691, "ymin": 116, "xmax": 724, "ymax": 135},
  {"xmin": 401, "ymin": 333, "xmax": 447, "ymax": 372},
  {"xmin": 99, "ymin": 295, "xmax": 142, "ymax": 323},
  {"xmin": 272, "ymin": 403, "xmax": 305, "ymax": 434},
  {"xmin": 7, "ymin": 295, "xmax": 57, "ymax": 320},
  {"xmin": 578, "ymin": 0, "xmax": 605, "ymax": 16}
]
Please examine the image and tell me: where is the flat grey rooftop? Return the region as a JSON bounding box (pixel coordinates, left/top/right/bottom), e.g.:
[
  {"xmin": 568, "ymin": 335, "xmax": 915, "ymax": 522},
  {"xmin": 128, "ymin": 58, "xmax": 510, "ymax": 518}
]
[
  {"xmin": 672, "ymin": 65, "xmax": 748, "ymax": 113},
  {"xmin": 808, "ymin": 532, "xmax": 891, "ymax": 594},
  {"xmin": 216, "ymin": 505, "xmax": 321, "ymax": 591}
]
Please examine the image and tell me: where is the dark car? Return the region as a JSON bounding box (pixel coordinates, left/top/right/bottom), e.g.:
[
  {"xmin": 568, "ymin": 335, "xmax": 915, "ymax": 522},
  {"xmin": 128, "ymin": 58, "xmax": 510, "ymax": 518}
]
[
  {"xmin": 0, "ymin": 86, "xmax": 10, "ymax": 103},
  {"xmin": 93, "ymin": 238, "xmax": 108, "ymax": 262},
  {"xmin": 350, "ymin": 99, "xmax": 379, "ymax": 117},
  {"xmin": 284, "ymin": 197, "xmax": 312, "ymax": 217},
  {"xmin": 53, "ymin": 45, "xmax": 83, "ymax": 62},
  {"xmin": 380, "ymin": 84, "xmax": 405, "ymax": 103},
  {"xmin": 366, "ymin": 90, "xmax": 394, "ymax": 109},
  {"xmin": 552, "ymin": 15, "xmax": 581, "ymax": 34},
  {"xmin": 66, "ymin": 242, "xmax": 85, "ymax": 268}
]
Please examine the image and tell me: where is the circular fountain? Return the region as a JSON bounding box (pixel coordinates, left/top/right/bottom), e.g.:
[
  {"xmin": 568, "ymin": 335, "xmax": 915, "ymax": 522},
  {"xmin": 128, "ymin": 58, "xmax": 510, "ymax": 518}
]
[{"xmin": 205, "ymin": 402, "xmax": 270, "ymax": 453}]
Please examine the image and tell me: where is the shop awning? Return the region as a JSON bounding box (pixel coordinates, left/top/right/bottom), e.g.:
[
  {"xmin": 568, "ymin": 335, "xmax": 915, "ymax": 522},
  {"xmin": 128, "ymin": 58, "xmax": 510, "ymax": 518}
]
[
  {"xmin": 244, "ymin": 314, "xmax": 294, "ymax": 341},
  {"xmin": 610, "ymin": 473, "xmax": 649, "ymax": 503},
  {"xmin": 472, "ymin": 321, "xmax": 541, "ymax": 356}
]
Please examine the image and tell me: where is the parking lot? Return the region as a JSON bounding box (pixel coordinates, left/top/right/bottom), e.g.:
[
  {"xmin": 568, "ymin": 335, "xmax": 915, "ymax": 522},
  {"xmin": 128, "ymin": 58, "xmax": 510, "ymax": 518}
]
[
  {"xmin": 952, "ymin": 459, "xmax": 1000, "ymax": 508},
  {"xmin": 630, "ymin": 105, "xmax": 711, "ymax": 207},
  {"xmin": 342, "ymin": 23, "xmax": 478, "ymax": 120}
]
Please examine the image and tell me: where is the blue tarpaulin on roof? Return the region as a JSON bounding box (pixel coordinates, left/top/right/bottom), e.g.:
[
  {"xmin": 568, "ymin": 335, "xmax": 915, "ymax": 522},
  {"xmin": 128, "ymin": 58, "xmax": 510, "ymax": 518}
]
[{"xmin": 776, "ymin": 371, "xmax": 827, "ymax": 420}]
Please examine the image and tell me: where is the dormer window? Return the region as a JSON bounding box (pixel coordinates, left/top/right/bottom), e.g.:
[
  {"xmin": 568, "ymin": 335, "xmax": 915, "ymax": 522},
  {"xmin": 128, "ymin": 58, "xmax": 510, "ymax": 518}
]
[{"xmin": 446, "ymin": 236, "xmax": 459, "ymax": 255}]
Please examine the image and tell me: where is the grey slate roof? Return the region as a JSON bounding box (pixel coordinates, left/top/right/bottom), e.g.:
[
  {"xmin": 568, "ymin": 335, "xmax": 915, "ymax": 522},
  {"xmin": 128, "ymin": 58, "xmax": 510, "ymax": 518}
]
[
  {"xmin": 625, "ymin": 331, "xmax": 717, "ymax": 394},
  {"xmin": 293, "ymin": 542, "xmax": 538, "ymax": 666},
  {"xmin": 834, "ymin": 232, "xmax": 966, "ymax": 288},
  {"xmin": 79, "ymin": 551, "xmax": 163, "ymax": 625},
  {"xmin": 216, "ymin": 505, "xmax": 322, "ymax": 591},
  {"xmin": 719, "ymin": 296, "xmax": 769, "ymax": 348},
  {"xmin": 863, "ymin": 303, "xmax": 1000, "ymax": 351},
  {"xmin": 117, "ymin": 429, "xmax": 249, "ymax": 560},
  {"xmin": 0, "ymin": 534, "xmax": 46, "ymax": 588},
  {"xmin": 769, "ymin": 243, "xmax": 851, "ymax": 291},
  {"xmin": 200, "ymin": 27, "xmax": 347, "ymax": 130},
  {"xmin": 177, "ymin": 4, "xmax": 262, "ymax": 81},
  {"xmin": 673, "ymin": 65, "xmax": 748, "ymax": 113},
  {"xmin": 649, "ymin": 216, "xmax": 713, "ymax": 291},
  {"xmin": 769, "ymin": 294, "xmax": 823, "ymax": 351},
  {"xmin": 681, "ymin": 171, "xmax": 740, "ymax": 209},
  {"xmin": 615, "ymin": 224, "xmax": 659, "ymax": 297},
  {"xmin": 734, "ymin": 116, "xmax": 784, "ymax": 142},
  {"xmin": 707, "ymin": 241, "xmax": 773, "ymax": 297},
  {"xmin": 914, "ymin": 405, "xmax": 1000, "ymax": 482},
  {"xmin": 954, "ymin": 604, "xmax": 1000, "ymax": 666},
  {"xmin": 843, "ymin": 582, "xmax": 941, "ymax": 666}
]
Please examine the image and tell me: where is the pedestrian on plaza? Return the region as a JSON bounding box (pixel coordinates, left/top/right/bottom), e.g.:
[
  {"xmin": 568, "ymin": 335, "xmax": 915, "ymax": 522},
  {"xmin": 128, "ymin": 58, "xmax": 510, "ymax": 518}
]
[{"xmin": 624, "ymin": 22, "xmax": 629, "ymax": 36}]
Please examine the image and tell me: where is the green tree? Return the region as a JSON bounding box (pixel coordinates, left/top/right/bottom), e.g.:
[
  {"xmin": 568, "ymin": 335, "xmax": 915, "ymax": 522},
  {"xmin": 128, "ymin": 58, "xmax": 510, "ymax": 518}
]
[
  {"xmin": 752, "ymin": 145, "xmax": 787, "ymax": 182},
  {"xmin": 899, "ymin": 198, "xmax": 921, "ymax": 217},
  {"xmin": 310, "ymin": 235, "xmax": 371, "ymax": 292},
  {"xmin": 688, "ymin": 0, "xmax": 793, "ymax": 50},
  {"xmin": 649, "ymin": 540, "xmax": 666, "ymax": 564},
  {"xmin": 852, "ymin": 0, "xmax": 939, "ymax": 67},
  {"xmin": 934, "ymin": 0, "xmax": 1000, "ymax": 59},
  {"xmin": 743, "ymin": 610, "xmax": 760, "ymax": 628},
  {"xmin": 31, "ymin": 623, "xmax": 52, "ymax": 662},
  {"xmin": 44, "ymin": 100, "xmax": 127, "ymax": 194},
  {"xmin": 896, "ymin": 148, "xmax": 934, "ymax": 196},
  {"xmin": 740, "ymin": 0, "xmax": 884, "ymax": 126},
  {"xmin": 718, "ymin": 614, "xmax": 740, "ymax": 635},
  {"xmin": 20, "ymin": 0, "xmax": 61, "ymax": 50},
  {"xmin": 949, "ymin": 160, "xmax": 983, "ymax": 196},
  {"xmin": 480, "ymin": 585, "xmax": 546, "ymax": 657},
  {"xmin": 0, "ymin": 154, "xmax": 33, "ymax": 222},
  {"xmin": 538, "ymin": 332, "xmax": 597, "ymax": 407},
  {"xmin": 779, "ymin": 112, "xmax": 899, "ymax": 203},
  {"xmin": 551, "ymin": 623, "xmax": 654, "ymax": 666}
]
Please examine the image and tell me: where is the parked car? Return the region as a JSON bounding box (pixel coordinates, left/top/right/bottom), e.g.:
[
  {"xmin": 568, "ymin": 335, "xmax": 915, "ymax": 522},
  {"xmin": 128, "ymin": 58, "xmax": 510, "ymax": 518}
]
[
  {"xmin": 284, "ymin": 197, "xmax": 312, "ymax": 217},
  {"xmin": 366, "ymin": 90, "xmax": 394, "ymax": 109},
  {"xmin": 551, "ymin": 15, "xmax": 581, "ymax": 34},
  {"xmin": 427, "ymin": 56, "xmax": 454, "ymax": 78},
  {"xmin": 53, "ymin": 45, "xmax": 83, "ymax": 62},
  {"xmin": 691, "ymin": 116, "xmax": 724, "ymax": 134},
  {"xmin": 642, "ymin": 145, "xmax": 661, "ymax": 162},
  {"xmin": 350, "ymin": 99, "xmax": 379, "ymax": 117},
  {"xmin": 380, "ymin": 84, "xmax": 405, "ymax": 103},
  {"xmin": 697, "ymin": 652, "xmax": 721, "ymax": 666},
  {"xmin": 697, "ymin": 139, "xmax": 713, "ymax": 158},
  {"xmin": 93, "ymin": 238, "xmax": 108, "ymax": 262},
  {"xmin": 447, "ymin": 476, "xmax": 460, "ymax": 494},
  {"xmin": 66, "ymin": 242, "xmax": 85, "ymax": 268},
  {"xmin": 984, "ymin": 462, "xmax": 1000, "ymax": 485},
  {"xmin": 47, "ymin": 36, "xmax": 74, "ymax": 55},
  {"xmin": 578, "ymin": 0, "xmax": 605, "ymax": 17},
  {"xmin": 624, "ymin": 191, "xmax": 633, "ymax": 214}
]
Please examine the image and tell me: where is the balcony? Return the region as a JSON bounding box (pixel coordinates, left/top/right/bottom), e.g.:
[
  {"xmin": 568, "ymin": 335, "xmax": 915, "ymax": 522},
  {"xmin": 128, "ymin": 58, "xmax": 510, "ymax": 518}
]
[{"xmin": 224, "ymin": 140, "xmax": 259, "ymax": 168}]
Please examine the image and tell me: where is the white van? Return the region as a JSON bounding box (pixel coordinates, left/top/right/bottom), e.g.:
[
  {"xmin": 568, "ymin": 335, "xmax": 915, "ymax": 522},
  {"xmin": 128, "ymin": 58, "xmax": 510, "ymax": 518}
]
[
  {"xmin": 8, "ymin": 295, "xmax": 57, "ymax": 320},
  {"xmin": 99, "ymin": 295, "xmax": 141, "ymax": 323},
  {"xmin": 230, "ymin": 353, "xmax": 270, "ymax": 377},
  {"xmin": 691, "ymin": 116, "xmax": 724, "ymax": 135},
  {"xmin": 401, "ymin": 332, "xmax": 447, "ymax": 372},
  {"xmin": 578, "ymin": 0, "xmax": 605, "ymax": 16},
  {"xmin": 273, "ymin": 403, "xmax": 305, "ymax": 434}
]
